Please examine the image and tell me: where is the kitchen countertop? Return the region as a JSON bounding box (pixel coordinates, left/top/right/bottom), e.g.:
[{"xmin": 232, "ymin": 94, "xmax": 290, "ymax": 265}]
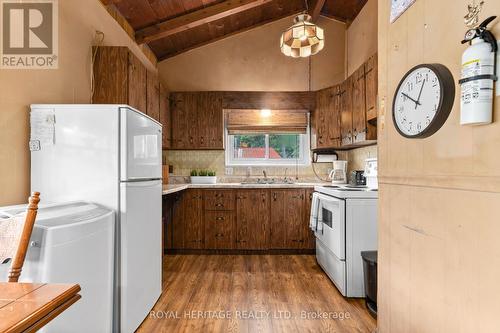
[{"xmin": 162, "ymin": 182, "xmax": 330, "ymax": 195}]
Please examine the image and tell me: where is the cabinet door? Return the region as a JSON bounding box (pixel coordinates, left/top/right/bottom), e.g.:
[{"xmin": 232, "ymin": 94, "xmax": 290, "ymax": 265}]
[
  {"xmin": 352, "ymin": 66, "xmax": 367, "ymax": 143},
  {"xmin": 365, "ymin": 53, "xmax": 378, "ymax": 141},
  {"xmin": 236, "ymin": 190, "xmax": 269, "ymax": 250},
  {"xmin": 270, "ymin": 190, "xmax": 305, "ymax": 249},
  {"xmin": 159, "ymin": 84, "xmax": 171, "ymax": 149},
  {"xmin": 183, "ymin": 190, "xmax": 204, "ymax": 249},
  {"xmin": 170, "ymin": 93, "xmax": 191, "ymax": 149},
  {"xmin": 146, "ymin": 71, "xmax": 160, "ymax": 122},
  {"xmin": 171, "ymin": 192, "xmax": 184, "ymax": 249},
  {"xmin": 197, "ymin": 92, "xmax": 224, "ymax": 149},
  {"xmin": 185, "ymin": 93, "xmax": 199, "ymax": 148},
  {"xmin": 127, "ymin": 52, "xmax": 147, "ymax": 112},
  {"xmin": 315, "ymin": 88, "xmax": 329, "ymax": 148},
  {"xmin": 284, "ymin": 190, "xmax": 305, "ymax": 248},
  {"xmin": 340, "ymin": 78, "xmax": 353, "ymax": 146},
  {"xmin": 270, "ymin": 190, "xmax": 287, "ymax": 249},
  {"xmin": 327, "ymin": 85, "xmax": 342, "ymax": 147},
  {"xmin": 303, "ymin": 189, "xmax": 316, "ymax": 249},
  {"xmin": 92, "ymin": 47, "xmax": 128, "ymax": 104},
  {"xmin": 204, "ymin": 211, "xmax": 234, "ymax": 249}
]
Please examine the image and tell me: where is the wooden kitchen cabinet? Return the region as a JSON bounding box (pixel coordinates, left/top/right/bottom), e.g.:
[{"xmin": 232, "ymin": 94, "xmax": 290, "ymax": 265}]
[
  {"xmin": 364, "ymin": 53, "xmax": 378, "ymax": 141},
  {"xmin": 171, "ymin": 191, "xmax": 185, "ymax": 249},
  {"xmin": 170, "ymin": 92, "xmax": 194, "ymax": 149},
  {"xmin": 340, "ymin": 77, "xmax": 353, "ymax": 146},
  {"xmin": 146, "ymin": 71, "xmax": 160, "ymax": 122},
  {"xmin": 170, "ymin": 92, "xmax": 224, "ymax": 150},
  {"xmin": 235, "ymin": 190, "xmax": 270, "ymax": 250},
  {"xmin": 313, "ymin": 86, "xmax": 342, "ymax": 149},
  {"xmin": 204, "ymin": 211, "xmax": 235, "ymax": 249},
  {"xmin": 270, "ymin": 189, "xmax": 306, "ymax": 249},
  {"xmin": 312, "ymin": 53, "xmax": 378, "ymax": 149},
  {"xmin": 159, "ymin": 83, "xmax": 171, "ymax": 149},
  {"xmin": 197, "ymin": 92, "xmax": 224, "ymax": 149},
  {"xmin": 351, "ymin": 65, "xmax": 367, "ymax": 144},
  {"xmin": 204, "ymin": 190, "xmax": 235, "ymax": 211},
  {"xmin": 127, "ymin": 51, "xmax": 147, "ymax": 112},
  {"xmin": 182, "ymin": 190, "xmax": 204, "ymax": 249},
  {"xmin": 303, "ymin": 189, "xmax": 316, "ymax": 249},
  {"xmin": 92, "ymin": 46, "xmax": 151, "ymax": 114},
  {"xmin": 167, "ymin": 188, "xmax": 314, "ymax": 251}
]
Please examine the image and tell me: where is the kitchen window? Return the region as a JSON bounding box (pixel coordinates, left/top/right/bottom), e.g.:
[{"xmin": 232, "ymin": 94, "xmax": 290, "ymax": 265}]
[{"xmin": 225, "ymin": 109, "xmax": 310, "ymax": 166}]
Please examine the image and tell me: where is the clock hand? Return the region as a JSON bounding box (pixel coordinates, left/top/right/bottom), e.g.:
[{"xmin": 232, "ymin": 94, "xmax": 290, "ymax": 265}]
[
  {"xmin": 415, "ymin": 80, "xmax": 426, "ymax": 109},
  {"xmin": 401, "ymin": 92, "xmax": 421, "ymax": 107}
]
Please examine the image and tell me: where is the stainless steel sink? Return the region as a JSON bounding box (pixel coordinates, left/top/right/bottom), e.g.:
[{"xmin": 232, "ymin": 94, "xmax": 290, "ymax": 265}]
[{"xmin": 240, "ymin": 178, "xmax": 295, "ymax": 185}]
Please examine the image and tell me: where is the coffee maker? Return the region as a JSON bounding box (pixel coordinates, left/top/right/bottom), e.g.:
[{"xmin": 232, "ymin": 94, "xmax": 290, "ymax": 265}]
[{"xmin": 329, "ymin": 160, "xmax": 348, "ymax": 184}]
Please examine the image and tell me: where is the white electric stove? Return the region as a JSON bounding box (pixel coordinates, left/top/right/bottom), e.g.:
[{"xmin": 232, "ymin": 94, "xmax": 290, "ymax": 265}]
[{"xmin": 310, "ymin": 184, "xmax": 378, "ymax": 297}]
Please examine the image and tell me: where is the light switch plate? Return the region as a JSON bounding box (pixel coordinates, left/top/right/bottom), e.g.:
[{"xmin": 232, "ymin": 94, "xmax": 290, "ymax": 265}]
[
  {"xmin": 496, "ymin": 41, "xmax": 500, "ymax": 96},
  {"xmin": 225, "ymin": 167, "xmax": 233, "ymax": 175}
]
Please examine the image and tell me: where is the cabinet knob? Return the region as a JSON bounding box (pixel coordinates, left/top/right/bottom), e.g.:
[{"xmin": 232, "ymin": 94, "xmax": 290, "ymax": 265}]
[
  {"xmin": 215, "ymin": 203, "xmax": 224, "ymax": 207},
  {"xmin": 216, "ymin": 216, "xmax": 225, "ymax": 221}
]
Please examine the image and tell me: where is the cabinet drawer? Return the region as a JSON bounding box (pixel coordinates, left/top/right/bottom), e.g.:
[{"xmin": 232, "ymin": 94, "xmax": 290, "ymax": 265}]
[
  {"xmin": 204, "ymin": 211, "xmax": 234, "ymax": 249},
  {"xmin": 204, "ymin": 190, "xmax": 235, "ymax": 211}
]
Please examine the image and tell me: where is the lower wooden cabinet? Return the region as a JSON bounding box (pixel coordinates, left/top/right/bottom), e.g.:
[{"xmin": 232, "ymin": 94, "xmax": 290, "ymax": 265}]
[
  {"xmin": 304, "ymin": 189, "xmax": 316, "ymax": 248},
  {"xmin": 166, "ymin": 188, "xmax": 315, "ymax": 251},
  {"xmin": 236, "ymin": 190, "xmax": 270, "ymax": 250},
  {"xmin": 183, "ymin": 190, "xmax": 204, "ymax": 249},
  {"xmin": 270, "ymin": 189, "xmax": 307, "ymax": 249},
  {"xmin": 204, "ymin": 211, "xmax": 235, "ymax": 249}
]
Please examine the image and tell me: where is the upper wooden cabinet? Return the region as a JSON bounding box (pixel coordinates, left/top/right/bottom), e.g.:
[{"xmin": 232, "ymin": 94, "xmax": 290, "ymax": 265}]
[
  {"xmin": 146, "ymin": 71, "xmax": 160, "ymax": 122},
  {"xmin": 364, "ymin": 53, "xmax": 378, "ymax": 140},
  {"xmin": 159, "ymin": 83, "xmax": 171, "ymax": 149},
  {"xmin": 351, "ymin": 65, "xmax": 367, "ymax": 144},
  {"xmin": 312, "ymin": 86, "xmax": 341, "ymax": 149},
  {"xmin": 93, "ymin": 46, "xmax": 173, "ymax": 149},
  {"xmin": 340, "ymin": 77, "xmax": 353, "ymax": 146},
  {"xmin": 170, "ymin": 92, "xmax": 224, "ymax": 150},
  {"xmin": 93, "ymin": 47, "xmax": 147, "ymax": 112},
  {"xmin": 313, "ymin": 53, "xmax": 378, "ymax": 149}
]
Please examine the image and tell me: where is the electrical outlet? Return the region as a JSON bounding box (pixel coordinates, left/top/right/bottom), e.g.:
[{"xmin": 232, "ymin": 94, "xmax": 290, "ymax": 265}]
[
  {"xmin": 29, "ymin": 140, "xmax": 40, "ymax": 151},
  {"xmin": 225, "ymin": 167, "xmax": 233, "ymax": 175}
]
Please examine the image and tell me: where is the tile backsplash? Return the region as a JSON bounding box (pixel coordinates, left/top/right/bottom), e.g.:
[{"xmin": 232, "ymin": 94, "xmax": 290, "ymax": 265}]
[{"xmin": 163, "ymin": 145, "xmax": 377, "ymax": 182}]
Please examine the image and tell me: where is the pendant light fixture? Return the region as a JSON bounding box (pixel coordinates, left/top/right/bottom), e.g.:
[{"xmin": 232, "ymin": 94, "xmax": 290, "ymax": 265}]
[{"xmin": 280, "ymin": 0, "xmax": 325, "ymax": 58}]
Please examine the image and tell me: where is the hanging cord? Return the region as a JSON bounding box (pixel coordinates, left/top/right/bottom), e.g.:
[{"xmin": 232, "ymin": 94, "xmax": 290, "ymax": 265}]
[
  {"xmin": 90, "ymin": 31, "xmax": 105, "ymax": 103},
  {"xmin": 312, "ymin": 161, "xmax": 330, "ymax": 182}
]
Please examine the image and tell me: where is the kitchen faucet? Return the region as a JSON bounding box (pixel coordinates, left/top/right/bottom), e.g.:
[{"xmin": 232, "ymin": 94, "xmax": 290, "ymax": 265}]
[{"xmin": 263, "ymin": 170, "xmax": 268, "ymax": 179}]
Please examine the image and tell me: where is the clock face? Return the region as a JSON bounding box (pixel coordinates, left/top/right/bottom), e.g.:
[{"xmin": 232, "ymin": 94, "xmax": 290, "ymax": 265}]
[{"xmin": 392, "ymin": 64, "xmax": 455, "ymax": 138}]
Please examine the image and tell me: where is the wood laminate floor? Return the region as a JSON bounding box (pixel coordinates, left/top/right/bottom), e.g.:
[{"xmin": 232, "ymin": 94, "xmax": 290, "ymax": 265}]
[{"xmin": 137, "ymin": 255, "xmax": 376, "ymax": 333}]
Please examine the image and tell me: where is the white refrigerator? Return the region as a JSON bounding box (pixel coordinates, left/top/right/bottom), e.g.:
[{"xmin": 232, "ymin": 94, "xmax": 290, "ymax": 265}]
[{"xmin": 30, "ymin": 104, "xmax": 163, "ymax": 333}]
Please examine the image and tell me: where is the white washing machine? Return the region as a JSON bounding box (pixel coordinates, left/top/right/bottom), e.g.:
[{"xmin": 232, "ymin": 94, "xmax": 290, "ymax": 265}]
[{"xmin": 0, "ymin": 202, "xmax": 114, "ymax": 333}]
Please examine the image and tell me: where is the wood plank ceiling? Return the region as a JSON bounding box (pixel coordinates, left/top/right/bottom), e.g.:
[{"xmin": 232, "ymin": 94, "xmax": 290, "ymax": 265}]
[{"xmin": 100, "ymin": 0, "xmax": 368, "ymax": 61}]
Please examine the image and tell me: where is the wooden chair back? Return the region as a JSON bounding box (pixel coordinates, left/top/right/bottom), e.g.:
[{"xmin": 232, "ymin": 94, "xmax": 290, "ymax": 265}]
[{"xmin": 0, "ymin": 192, "xmax": 40, "ymax": 282}]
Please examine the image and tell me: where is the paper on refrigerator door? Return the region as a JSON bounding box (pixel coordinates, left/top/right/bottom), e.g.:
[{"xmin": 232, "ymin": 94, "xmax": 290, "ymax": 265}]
[{"xmin": 30, "ymin": 109, "xmax": 56, "ymax": 149}]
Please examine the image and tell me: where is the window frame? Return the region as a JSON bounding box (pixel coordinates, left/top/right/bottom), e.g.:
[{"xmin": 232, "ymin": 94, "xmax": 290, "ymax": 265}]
[{"xmin": 225, "ymin": 124, "xmax": 311, "ymax": 167}]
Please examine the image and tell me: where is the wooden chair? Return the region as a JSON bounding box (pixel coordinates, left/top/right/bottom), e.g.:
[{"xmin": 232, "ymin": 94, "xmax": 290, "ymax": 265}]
[{"xmin": 0, "ymin": 192, "xmax": 40, "ymax": 282}]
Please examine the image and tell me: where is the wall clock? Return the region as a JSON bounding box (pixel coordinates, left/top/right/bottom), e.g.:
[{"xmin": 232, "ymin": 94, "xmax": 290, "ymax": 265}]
[{"xmin": 392, "ymin": 64, "xmax": 455, "ymax": 138}]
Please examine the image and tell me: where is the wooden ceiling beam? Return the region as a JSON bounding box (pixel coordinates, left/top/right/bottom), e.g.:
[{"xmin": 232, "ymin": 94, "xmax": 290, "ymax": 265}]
[
  {"xmin": 136, "ymin": 0, "xmax": 273, "ymax": 44},
  {"xmin": 157, "ymin": 8, "xmax": 304, "ymax": 61},
  {"xmin": 308, "ymin": 0, "xmax": 326, "ymax": 22}
]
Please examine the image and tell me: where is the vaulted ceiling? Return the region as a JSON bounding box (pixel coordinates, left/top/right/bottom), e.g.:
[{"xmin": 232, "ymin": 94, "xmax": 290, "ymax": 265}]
[{"xmin": 100, "ymin": 0, "xmax": 368, "ymax": 61}]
